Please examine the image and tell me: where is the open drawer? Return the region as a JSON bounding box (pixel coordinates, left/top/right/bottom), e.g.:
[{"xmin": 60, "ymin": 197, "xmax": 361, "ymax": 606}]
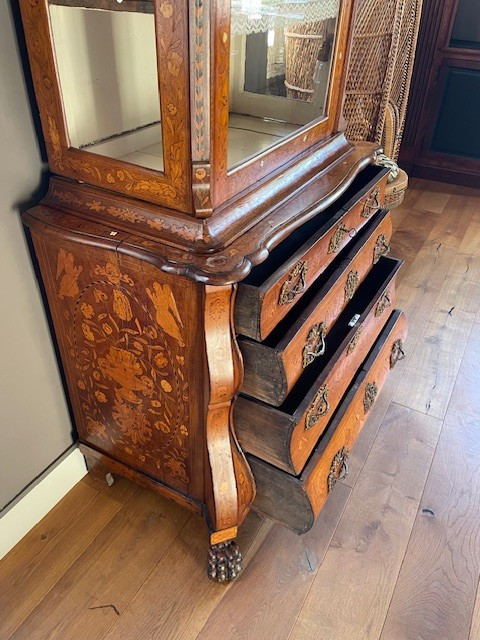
[
  {"xmin": 234, "ymin": 256, "xmax": 402, "ymax": 475},
  {"xmin": 234, "ymin": 165, "xmax": 390, "ymax": 341},
  {"xmin": 239, "ymin": 209, "xmax": 393, "ymax": 405},
  {"xmin": 247, "ymin": 310, "xmax": 407, "ymax": 534}
]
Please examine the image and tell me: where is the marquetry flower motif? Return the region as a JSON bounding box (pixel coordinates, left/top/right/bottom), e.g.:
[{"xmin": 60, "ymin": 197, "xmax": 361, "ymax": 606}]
[
  {"xmin": 98, "ymin": 347, "xmax": 151, "ymax": 403},
  {"xmin": 154, "ymin": 352, "xmax": 168, "ymax": 369},
  {"xmin": 161, "ymin": 380, "xmax": 172, "ymax": 393},
  {"xmin": 94, "ymin": 262, "xmax": 134, "ymax": 287},
  {"xmin": 112, "ymin": 289, "xmax": 133, "ymax": 322},
  {"xmin": 77, "ymin": 380, "xmax": 86, "ymax": 390},
  {"xmin": 180, "ymin": 425, "xmax": 188, "ymax": 436},
  {"xmin": 102, "ymin": 323, "xmax": 113, "ymax": 335},
  {"xmin": 86, "ymin": 418, "xmax": 107, "ymax": 439},
  {"xmin": 112, "ymin": 398, "xmax": 152, "ymax": 445},
  {"xmin": 93, "ymin": 288, "xmax": 108, "ymax": 304},
  {"xmin": 160, "ymin": 1, "xmax": 173, "ymax": 18},
  {"xmin": 80, "ymin": 302, "xmax": 94, "ymax": 319},
  {"xmin": 164, "ymin": 451, "xmax": 188, "ymax": 483},
  {"xmin": 167, "ymin": 52, "xmax": 183, "ymax": 78},
  {"xmin": 82, "ymin": 323, "xmax": 95, "ymax": 341},
  {"xmin": 166, "ymin": 103, "xmax": 177, "ymax": 116},
  {"xmin": 155, "ymin": 420, "xmax": 170, "ymax": 434},
  {"xmin": 95, "ymin": 391, "xmax": 108, "ymax": 403},
  {"xmin": 86, "ymin": 200, "xmax": 104, "ymax": 212}
]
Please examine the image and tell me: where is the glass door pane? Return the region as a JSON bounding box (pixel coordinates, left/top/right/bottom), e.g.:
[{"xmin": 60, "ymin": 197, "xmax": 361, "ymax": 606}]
[
  {"xmin": 49, "ymin": 3, "xmax": 164, "ymax": 171},
  {"xmin": 450, "ymin": 0, "xmax": 480, "ymax": 49},
  {"xmin": 228, "ymin": 0, "xmax": 340, "ymax": 168}
]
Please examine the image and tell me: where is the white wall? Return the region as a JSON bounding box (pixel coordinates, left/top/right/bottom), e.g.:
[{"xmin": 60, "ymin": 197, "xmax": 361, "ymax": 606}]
[{"xmin": 0, "ymin": 2, "xmax": 73, "ymax": 511}]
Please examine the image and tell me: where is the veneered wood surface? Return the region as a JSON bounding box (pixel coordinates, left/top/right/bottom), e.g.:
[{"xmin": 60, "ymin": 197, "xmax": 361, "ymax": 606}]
[
  {"xmin": 235, "ymin": 168, "xmax": 389, "ymax": 340},
  {"xmin": 3, "ymin": 180, "xmax": 480, "ymax": 640},
  {"xmin": 239, "ymin": 209, "xmax": 393, "ymax": 404},
  {"xmin": 248, "ymin": 311, "xmax": 407, "ymax": 534},
  {"xmin": 235, "ymin": 257, "xmax": 402, "ymax": 474}
]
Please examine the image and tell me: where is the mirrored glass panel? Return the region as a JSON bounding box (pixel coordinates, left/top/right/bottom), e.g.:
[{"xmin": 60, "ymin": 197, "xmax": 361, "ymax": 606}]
[
  {"xmin": 49, "ymin": 4, "xmax": 164, "ymax": 171},
  {"xmin": 228, "ymin": 0, "xmax": 340, "ymax": 167}
]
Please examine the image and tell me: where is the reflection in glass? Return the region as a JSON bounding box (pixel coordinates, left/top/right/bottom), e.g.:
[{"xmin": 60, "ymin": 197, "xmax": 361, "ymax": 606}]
[
  {"xmin": 228, "ymin": 0, "xmax": 340, "ymax": 167},
  {"xmin": 450, "ymin": 0, "xmax": 480, "ymax": 50},
  {"xmin": 49, "ymin": 5, "xmax": 164, "ymax": 171}
]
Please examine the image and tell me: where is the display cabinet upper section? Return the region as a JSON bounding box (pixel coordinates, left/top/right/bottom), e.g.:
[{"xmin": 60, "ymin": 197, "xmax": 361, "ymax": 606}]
[{"xmin": 20, "ymin": 0, "xmax": 357, "ymax": 218}]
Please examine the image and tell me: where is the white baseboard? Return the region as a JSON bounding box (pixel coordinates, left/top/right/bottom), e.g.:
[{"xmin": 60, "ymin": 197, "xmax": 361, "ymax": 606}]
[{"xmin": 0, "ymin": 447, "xmax": 88, "ymax": 559}]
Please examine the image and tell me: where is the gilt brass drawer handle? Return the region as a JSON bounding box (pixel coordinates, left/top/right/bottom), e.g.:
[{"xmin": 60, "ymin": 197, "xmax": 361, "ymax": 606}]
[
  {"xmin": 303, "ymin": 322, "xmax": 327, "ymax": 368},
  {"xmin": 390, "ymin": 339, "xmax": 406, "ymax": 369},
  {"xmin": 328, "ymin": 224, "xmax": 356, "ymax": 254},
  {"xmin": 363, "ymin": 382, "xmax": 378, "ymax": 413},
  {"xmin": 305, "ymin": 385, "xmax": 330, "ymax": 430},
  {"xmin": 279, "ymin": 260, "xmax": 308, "ymax": 305},
  {"xmin": 375, "ymin": 290, "xmax": 391, "ymax": 317},
  {"xmin": 347, "ymin": 326, "xmax": 363, "ymax": 355},
  {"xmin": 327, "ymin": 446, "xmax": 349, "ymax": 493},
  {"xmin": 362, "ymin": 187, "xmax": 380, "ymax": 218},
  {"xmin": 345, "ymin": 270, "xmax": 359, "ymax": 302},
  {"xmin": 373, "ymin": 234, "xmax": 391, "ymax": 264}
]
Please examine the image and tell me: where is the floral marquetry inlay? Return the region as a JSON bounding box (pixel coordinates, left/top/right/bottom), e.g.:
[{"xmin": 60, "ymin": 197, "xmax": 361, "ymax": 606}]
[{"xmin": 55, "ymin": 251, "xmax": 191, "ymax": 489}]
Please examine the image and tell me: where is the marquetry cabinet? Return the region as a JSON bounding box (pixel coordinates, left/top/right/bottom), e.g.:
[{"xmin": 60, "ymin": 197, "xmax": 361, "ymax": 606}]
[{"xmin": 19, "ymin": 0, "xmax": 406, "ymax": 582}]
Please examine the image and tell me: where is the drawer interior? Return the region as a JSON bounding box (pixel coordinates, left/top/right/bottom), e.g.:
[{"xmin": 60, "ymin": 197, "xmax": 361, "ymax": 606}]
[
  {"xmin": 241, "ymin": 165, "xmax": 388, "ymax": 287},
  {"xmin": 261, "ymin": 209, "xmax": 390, "ymax": 348},
  {"xmin": 279, "ymin": 256, "xmax": 400, "ymax": 415}
]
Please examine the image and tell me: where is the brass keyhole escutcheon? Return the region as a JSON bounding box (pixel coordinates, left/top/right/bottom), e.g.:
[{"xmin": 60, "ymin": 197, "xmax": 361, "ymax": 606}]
[
  {"xmin": 373, "ymin": 234, "xmax": 391, "ymax": 264},
  {"xmin": 328, "ymin": 224, "xmax": 356, "ymax": 254},
  {"xmin": 279, "ymin": 261, "xmax": 308, "ymax": 305},
  {"xmin": 303, "ymin": 322, "xmax": 327, "ymax": 368},
  {"xmin": 328, "ymin": 446, "xmax": 349, "ymax": 493},
  {"xmin": 347, "ymin": 326, "xmax": 363, "ymax": 355},
  {"xmin": 362, "ymin": 187, "xmax": 380, "ymax": 218},
  {"xmin": 345, "ymin": 270, "xmax": 359, "ymax": 302},
  {"xmin": 305, "ymin": 385, "xmax": 330, "ymax": 430},
  {"xmin": 390, "ymin": 339, "xmax": 406, "ymax": 369},
  {"xmin": 363, "ymin": 381, "xmax": 378, "ymax": 413},
  {"xmin": 375, "ymin": 290, "xmax": 392, "ymax": 317}
]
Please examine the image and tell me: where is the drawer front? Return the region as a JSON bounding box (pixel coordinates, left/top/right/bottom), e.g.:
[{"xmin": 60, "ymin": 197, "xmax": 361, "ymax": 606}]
[
  {"xmin": 239, "ymin": 210, "xmax": 393, "ymax": 405},
  {"xmin": 235, "ymin": 168, "xmax": 389, "ymax": 341},
  {"xmin": 248, "ymin": 310, "xmax": 407, "ymax": 534},
  {"xmin": 235, "ymin": 256, "xmax": 402, "ymax": 475}
]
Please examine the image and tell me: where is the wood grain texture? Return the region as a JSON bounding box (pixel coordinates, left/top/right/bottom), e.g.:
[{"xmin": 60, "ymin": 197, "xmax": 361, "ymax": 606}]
[
  {"xmin": 100, "ymin": 511, "xmax": 267, "ymax": 640},
  {"xmin": 290, "ymin": 403, "xmax": 442, "ymax": 640},
  {"xmin": 0, "ymin": 482, "xmax": 123, "ymax": 639},
  {"xmin": 10, "ymin": 488, "xmax": 191, "ymax": 640},
  {"xmin": 380, "ymin": 323, "xmax": 480, "ymax": 640},
  {"xmin": 197, "ymin": 483, "xmax": 351, "ymax": 640}
]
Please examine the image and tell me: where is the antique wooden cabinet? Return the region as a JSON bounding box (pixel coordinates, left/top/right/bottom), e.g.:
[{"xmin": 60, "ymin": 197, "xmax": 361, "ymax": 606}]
[{"xmin": 18, "ymin": 0, "xmax": 406, "ymax": 581}]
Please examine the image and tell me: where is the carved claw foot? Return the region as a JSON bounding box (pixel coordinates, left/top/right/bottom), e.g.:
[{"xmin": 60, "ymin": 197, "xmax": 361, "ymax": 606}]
[{"xmin": 207, "ymin": 541, "xmax": 243, "ymax": 582}]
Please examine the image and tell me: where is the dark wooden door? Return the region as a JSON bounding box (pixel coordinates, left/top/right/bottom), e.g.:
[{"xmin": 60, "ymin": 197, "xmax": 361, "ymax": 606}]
[{"xmin": 399, "ymin": 0, "xmax": 480, "ymax": 187}]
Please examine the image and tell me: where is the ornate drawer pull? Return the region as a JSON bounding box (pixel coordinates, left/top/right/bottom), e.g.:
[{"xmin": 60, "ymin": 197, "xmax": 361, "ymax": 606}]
[
  {"xmin": 328, "ymin": 446, "xmax": 349, "ymax": 493},
  {"xmin": 345, "ymin": 270, "xmax": 359, "ymax": 301},
  {"xmin": 328, "ymin": 224, "xmax": 356, "ymax": 254},
  {"xmin": 279, "ymin": 260, "xmax": 308, "ymax": 305},
  {"xmin": 373, "ymin": 234, "xmax": 391, "ymax": 264},
  {"xmin": 363, "ymin": 381, "xmax": 378, "ymax": 413},
  {"xmin": 305, "ymin": 385, "xmax": 330, "ymax": 430},
  {"xmin": 390, "ymin": 339, "xmax": 406, "ymax": 369},
  {"xmin": 303, "ymin": 322, "xmax": 327, "ymax": 368},
  {"xmin": 347, "ymin": 326, "xmax": 362, "ymax": 355},
  {"xmin": 375, "ymin": 290, "xmax": 391, "ymax": 317},
  {"xmin": 362, "ymin": 187, "xmax": 380, "ymax": 218}
]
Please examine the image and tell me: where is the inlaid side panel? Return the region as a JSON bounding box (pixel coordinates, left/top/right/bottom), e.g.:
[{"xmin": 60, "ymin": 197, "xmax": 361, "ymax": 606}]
[{"xmin": 32, "ymin": 233, "xmax": 204, "ymax": 501}]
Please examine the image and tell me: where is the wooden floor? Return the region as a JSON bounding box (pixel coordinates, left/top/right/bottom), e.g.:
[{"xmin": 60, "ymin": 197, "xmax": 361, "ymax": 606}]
[{"xmin": 2, "ymin": 178, "xmax": 480, "ymax": 640}]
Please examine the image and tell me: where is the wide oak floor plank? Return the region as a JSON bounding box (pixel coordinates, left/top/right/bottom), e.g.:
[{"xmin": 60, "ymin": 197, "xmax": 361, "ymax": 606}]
[
  {"xmin": 289, "ymin": 404, "xmax": 442, "ymax": 640},
  {"xmin": 10, "ymin": 487, "xmax": 191, "ymax": 640},
  {"xmin": 101, "ymin": 511, "xmax": 269, "ymax": 640},
  {"xmin": 381, "ymin": 323, "xmax": 480, "ymax": 640},
  {"xmin": 0, "ymin": 481, "xmax": 123, "ymax": 639},
  {"xmin": 197, "ymin": 484, "xmax": 350, "ymax": 640}
]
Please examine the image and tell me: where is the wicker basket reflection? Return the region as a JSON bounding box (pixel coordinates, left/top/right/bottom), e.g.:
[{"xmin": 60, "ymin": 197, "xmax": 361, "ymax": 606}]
[{"xmin": 284, "ymin": 20, "xmax": 327, "ymax": 102}]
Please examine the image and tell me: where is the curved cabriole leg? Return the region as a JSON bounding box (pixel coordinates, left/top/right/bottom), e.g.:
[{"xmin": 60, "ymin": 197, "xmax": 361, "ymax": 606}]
[
  {"xmin": 203, "ymin": 285, "xmax": 256, "ymax": 582},
  {"xmin": 207, "ymin": 540, "xmax": 243, "ymax": 582}
]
